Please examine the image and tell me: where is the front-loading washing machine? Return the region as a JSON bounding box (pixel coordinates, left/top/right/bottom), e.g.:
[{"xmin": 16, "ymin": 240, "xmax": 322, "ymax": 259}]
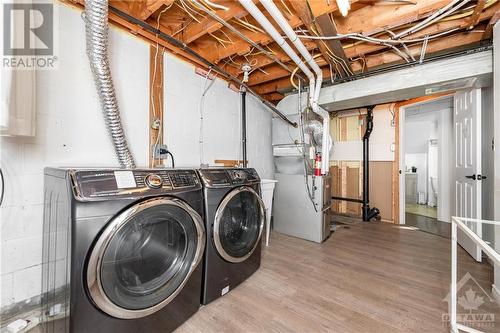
[
  {"xmin": 197, "ymin": 168, "xmax": 266, "ymax": 305},
  {"xmin": 41, "ymin": 168, "xmax": 205, "ymax": 333}
]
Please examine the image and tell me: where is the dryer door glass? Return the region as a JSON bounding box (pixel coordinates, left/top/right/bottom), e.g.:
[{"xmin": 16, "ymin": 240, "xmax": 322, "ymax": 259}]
[
  {"xmin": 87, "ymin": 198, "xmax": 204, "ymax": 318},
  {"xmin": 214, "ymin": 188, "xmax": 264, "ymax": 262}
]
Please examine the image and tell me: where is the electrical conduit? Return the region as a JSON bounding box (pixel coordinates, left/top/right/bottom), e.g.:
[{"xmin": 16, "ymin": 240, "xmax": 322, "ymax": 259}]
[{"xmin": 84, "ymin": 0, "xmax": 136, "ymax": 168}]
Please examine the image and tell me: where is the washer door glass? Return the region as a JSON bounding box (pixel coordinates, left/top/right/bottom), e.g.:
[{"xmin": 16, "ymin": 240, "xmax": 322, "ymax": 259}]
[
  {"xmin": 215, "ymin": 188, "xmax": 264, "ymax": 261},
  {"xmin": 95, "ymin": 201, "xmax": 200, "ymax": 313}
]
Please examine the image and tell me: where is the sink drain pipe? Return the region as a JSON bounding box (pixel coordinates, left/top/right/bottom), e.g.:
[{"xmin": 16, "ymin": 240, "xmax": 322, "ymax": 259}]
[{"xmin": 84, "ymin": 0, "xmax": 135, "ymax": 169}]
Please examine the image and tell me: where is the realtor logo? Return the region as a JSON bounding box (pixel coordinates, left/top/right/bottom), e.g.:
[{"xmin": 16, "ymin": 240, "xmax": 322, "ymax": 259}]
[
  {"xmin": 443, "ymin": 272, "xmax": 496, "ymax": 330},
  {"xmin": 2, "ymin": 1, "xmax": 58, "ymax": 69}
]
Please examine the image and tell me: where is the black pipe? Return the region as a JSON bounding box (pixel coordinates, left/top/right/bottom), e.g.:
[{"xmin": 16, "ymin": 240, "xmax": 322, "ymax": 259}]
[
  {"xmin": 332, "ymin": 196, "xmax": 363, "ymax": 204},
  {"xmin": 241, "ymin": 88, "xmax": 247, "ymax": 168},
  {"xmin": 107, "ymin": 5, "xmax": 297, "ymax": 128},
  {"xmin": 361, "ymin": 107, "xmax": 380, "ymax": 222}
]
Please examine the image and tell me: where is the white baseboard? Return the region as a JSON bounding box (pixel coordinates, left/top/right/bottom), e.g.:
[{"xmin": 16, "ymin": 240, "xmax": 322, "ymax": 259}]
[{"xmin": 492, "ymin": 284, "xmax": 500, "ymax": 305}]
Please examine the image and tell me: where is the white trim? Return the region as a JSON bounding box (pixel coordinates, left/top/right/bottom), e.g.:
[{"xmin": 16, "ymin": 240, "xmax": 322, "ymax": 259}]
[
  {"xmin": 451, "ymin": 216, "xmax": 500, "ymax": 333},
  {"xmin": 491, "ymin": 284, "xmax": 500, "ymax": 305}
]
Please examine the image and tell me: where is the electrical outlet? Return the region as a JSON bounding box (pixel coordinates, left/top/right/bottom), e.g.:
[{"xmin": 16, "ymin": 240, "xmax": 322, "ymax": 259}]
[
  {"xmin": 151, "ymin": 118, "xmax": 161, "ymax": 130},
  {"xmin": 153, "ymin": 144, "xmax": 169, "ymax": 159}
]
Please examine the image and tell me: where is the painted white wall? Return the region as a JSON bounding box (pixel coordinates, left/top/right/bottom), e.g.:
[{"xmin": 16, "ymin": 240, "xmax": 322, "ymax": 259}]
[
  {"xmin": 1, "ymin": 3, "xmax": 149, "ymax": 310},
  {"xmin": 481, "ymin": 87, "xmax": 495, "ymax": 245},
  {"xmin": 0, "ymin": 2, "xmax": 274, "ymax": 314},
  {"xmin": 404, "ymin": 120, "xmax": 437, "ymax": 154},
  {"xmin": 331, "ymin": 105, "xmax": 396, "ymax": 162},
  {"xmin": 405, "ymin": 153, "xmax": 427, "ymax": 196},
  {"xmin": 163, "ymin": 55, "xmax": 273, "ymax": 178}
]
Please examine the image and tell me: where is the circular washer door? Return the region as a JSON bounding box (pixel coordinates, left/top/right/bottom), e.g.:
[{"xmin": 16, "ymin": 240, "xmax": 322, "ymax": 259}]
[
  {"xmin": 87, "ymin": 197, "xmax": 205, "ymax": 319},
  {"xmin": 213, "ymin": 186, "xmax": 265, "ymax": 263}
]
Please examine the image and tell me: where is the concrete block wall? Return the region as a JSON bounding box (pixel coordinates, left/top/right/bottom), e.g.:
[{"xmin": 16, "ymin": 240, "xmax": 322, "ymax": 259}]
[{"xmin": 0, "ymin": 2, "xmax": 274, "ymax": 319}]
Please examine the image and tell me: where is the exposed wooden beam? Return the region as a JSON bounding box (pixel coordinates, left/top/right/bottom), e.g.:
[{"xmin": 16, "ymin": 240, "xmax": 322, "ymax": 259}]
[
  {"xmin": 335, "ymin": 0, "xmax": 450, "ymax": 36},
  {"xmin": 253, "ymin": 30, "xmax": 485, "ymax": 94},
  {"xmin": 483, "ymin": 10, "xmax": 500, "ymax": 40},
  {"xmin": 466, "ymin": 0, "xmax": 486, "ymax": 30},
  {"xmin": 149, "ymin": 45, "xmax": 164, "ymax": 167},
  {"xmin": 228, "ymin": 1, "xmax": 499, "ymax": 79},
  {"xmin": 289, "ymin": 1, "xmax": 336, "ymax": 70},
  {"xmin": 180, "ymin": 5, "xmax": 248, "ymax": 44},
  {"xmin": 197, "ymin": 14, "xmax": 304, "ymax": 63},
  {"xmin": 112, "ymin": 0, "xmax": 174, "ymax": 21},
  {"xmin": 315, "ymin": 14, "xmax": 353, "ymax": 76},
  {"xmin": 306, "ymin": 0, "xmax": 360, "ymax": 17}
]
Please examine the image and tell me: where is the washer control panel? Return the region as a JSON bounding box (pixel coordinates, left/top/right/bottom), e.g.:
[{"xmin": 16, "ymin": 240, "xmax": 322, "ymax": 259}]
[
  {"xmin": 199, "ymin": 168, "xmax": 260, "ymax": 188},
  {"xmin": 72, "ymin": 169, "xmax": 201, "ymax": 200}
]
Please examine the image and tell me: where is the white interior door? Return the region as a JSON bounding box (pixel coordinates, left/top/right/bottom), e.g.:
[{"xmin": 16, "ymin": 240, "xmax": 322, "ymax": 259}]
[{"xmin": 453, "ymin": 89, "xmax": 482, "ymax": 262}]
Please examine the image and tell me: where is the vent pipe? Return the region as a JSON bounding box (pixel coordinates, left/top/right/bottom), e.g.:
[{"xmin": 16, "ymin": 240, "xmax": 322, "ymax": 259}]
[
  {"xmin": 260, "ymin": 0, "xmax": 330, "ymax": 174},
  {"xmin": 84, "ymin": 0, "xmax": 135, "ymax": 168}
]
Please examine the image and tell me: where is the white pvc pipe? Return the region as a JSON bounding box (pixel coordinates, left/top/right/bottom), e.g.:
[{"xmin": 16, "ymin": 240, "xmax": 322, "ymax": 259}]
[
  {"xmin": 238, "ymin": 0, "xmax": 316, "ymax": 109},
  {"xmin": 260, "ymin": 0, "xmax": 330, "ymax": 174}
]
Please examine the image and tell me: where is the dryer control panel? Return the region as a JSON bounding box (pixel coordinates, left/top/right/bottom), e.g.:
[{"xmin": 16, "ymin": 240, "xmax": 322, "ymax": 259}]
[
  {"xmin": 199, "ymin": 168, "xmax": 260, "ymax": 188},
  {"xmin": 71, "ymin": 169, "xmax": 201, "ymax": 200}
]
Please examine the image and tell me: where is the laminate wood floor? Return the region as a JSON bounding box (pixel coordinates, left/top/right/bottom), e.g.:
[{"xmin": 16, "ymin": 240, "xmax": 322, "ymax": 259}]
[{"xmin": 177, "ymin": 222, "xmax": 500, "ymax": 333}]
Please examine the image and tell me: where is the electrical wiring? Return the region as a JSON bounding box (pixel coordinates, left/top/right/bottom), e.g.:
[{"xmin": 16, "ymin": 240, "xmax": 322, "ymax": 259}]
[
  {"xmin": 151, "ymin": 3, "xmax": 173, "ymax": 167},
  {"xmin": 392, "ymin": 0, "xmax": 465, "ymax": 39},
  {"xmin": 199, "ymin": 68, "xmax": 217, "ymax": 166},
  {"xmin": 280, "ymin": 0, "xmax": 293, "ymax": 17},
  {"xmin": 233, "ymin": 17, "xmax": 265, "ymax": 33},
  {"xmin": 295, "ymin": 28, "xmax": 460, "ymax": 45},
  {"xmin": 201, "ymin": 0, "xmax": 230, "ymax": 11}
]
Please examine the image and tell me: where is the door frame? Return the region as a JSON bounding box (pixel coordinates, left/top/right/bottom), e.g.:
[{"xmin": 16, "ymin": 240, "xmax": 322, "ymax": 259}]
[{"xmin": 397, "ymin": 94, "xmax": 454, "ymax": 225}]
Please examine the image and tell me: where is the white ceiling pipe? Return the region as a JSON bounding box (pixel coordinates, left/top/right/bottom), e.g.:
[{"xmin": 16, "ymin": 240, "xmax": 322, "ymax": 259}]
[
  {"xmin": 237, "ymin": 0, "xmax": 316, "ymax": 108},
  {"xmin": 260, "ymin": 0, "xmax": 330, "ymax": 174}
]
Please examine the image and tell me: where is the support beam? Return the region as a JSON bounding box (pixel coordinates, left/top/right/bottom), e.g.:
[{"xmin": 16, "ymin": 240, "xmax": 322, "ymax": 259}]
[
  {"xmin": 315, "ymin": 14, "xmax": 353, "ymax": 76},
  {"xmin": 289, "ymin": 1, "xmax": 336, "ymax": 69},
  {"xmin": 319, "ymin": 50, "xmax": 492, "ymax": 111},
  {"xmin": 149, "ymin": 45, "xmax": 165, "ymax": 167}
]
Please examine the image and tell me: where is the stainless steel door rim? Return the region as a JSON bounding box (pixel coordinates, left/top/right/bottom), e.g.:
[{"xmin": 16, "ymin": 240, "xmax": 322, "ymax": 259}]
[
  {"xmin": 86, "ymin": 197, "xmax": 205, "ymax": 319},
  {"xmin": 213, "ymin": 186, "xmax": 265, "ymax": 263}
]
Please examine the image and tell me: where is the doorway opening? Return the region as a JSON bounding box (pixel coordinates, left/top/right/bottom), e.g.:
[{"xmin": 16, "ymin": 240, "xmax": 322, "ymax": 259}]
[{"xmin": 399, "ymin": 95, "xmax": 454, "ymax": 237}]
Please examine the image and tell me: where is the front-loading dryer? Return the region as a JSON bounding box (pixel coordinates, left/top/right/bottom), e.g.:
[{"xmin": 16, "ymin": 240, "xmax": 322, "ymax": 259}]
[
  {"xmin": 198, "ymin": 168, "xmax": 266, "ymax": 305},
  {"xmin": 41, "ymin": 168, "xmax": 205, "ymax": 333}
]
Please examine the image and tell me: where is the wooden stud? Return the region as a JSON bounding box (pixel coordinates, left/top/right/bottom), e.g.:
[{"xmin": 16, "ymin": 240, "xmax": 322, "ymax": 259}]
[
  {"xmin": 466, "ymin": 0, "xmax": 486, "ymax": 30},
  {"xmin": 149, "ymin": 44, "xmax": 165, "ymax": 168}
]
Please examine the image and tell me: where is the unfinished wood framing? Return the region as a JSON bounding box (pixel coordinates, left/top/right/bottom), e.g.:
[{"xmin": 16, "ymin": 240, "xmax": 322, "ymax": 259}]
[
  {"xmin": 64, "ymin": 0, "xmax": 498, "ymax": 103},
  {"xmin": 149, "ymin": 44, "xmax": 165, "ymax": 168}
]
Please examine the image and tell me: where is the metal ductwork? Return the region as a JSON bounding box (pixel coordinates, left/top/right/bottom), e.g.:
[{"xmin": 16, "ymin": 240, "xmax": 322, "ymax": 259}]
[{"xmin": 84, "ymin": 0, "xmax": 135, "ymax": 168}]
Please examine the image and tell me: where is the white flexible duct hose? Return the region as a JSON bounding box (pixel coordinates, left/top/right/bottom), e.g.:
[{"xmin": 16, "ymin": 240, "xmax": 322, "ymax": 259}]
[
  {"xmin": 84, "ymin": 0, "xmax": 135, "ymax": 168},
  {"xmin": 260, "ymin": 0, "xmax": 329, "ymax": 174}
]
